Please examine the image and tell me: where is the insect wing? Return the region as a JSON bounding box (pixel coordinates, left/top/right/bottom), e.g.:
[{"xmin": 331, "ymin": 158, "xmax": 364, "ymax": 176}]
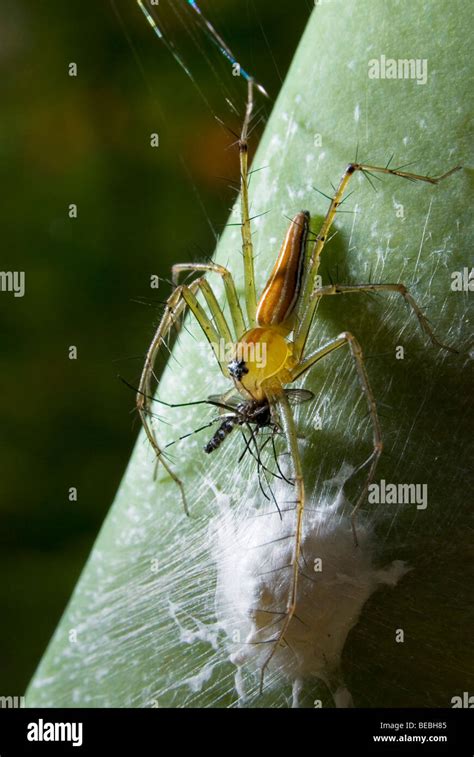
[
  {"xmin": 207, "ymin": 393, "xmax": 242, "ymax": 411},
  {"xmin": 284, "ymin": 388, "xmax": 315, "ymax": 405}
]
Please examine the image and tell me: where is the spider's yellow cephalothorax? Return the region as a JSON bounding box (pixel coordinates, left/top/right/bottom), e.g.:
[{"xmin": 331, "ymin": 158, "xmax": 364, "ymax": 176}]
[
  {"xmin": 136, "ymin": 79, "xmax": 460, "ymax": 692},
  {"xmin": 229, "ymin": 326, "xmax": 294, "ymax": 401}
]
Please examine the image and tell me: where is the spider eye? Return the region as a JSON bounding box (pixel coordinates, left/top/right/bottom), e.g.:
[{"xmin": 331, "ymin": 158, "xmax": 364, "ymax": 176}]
[{"xmin": 228, "ymin": 359, "xmax": 249, "ymax": 380}]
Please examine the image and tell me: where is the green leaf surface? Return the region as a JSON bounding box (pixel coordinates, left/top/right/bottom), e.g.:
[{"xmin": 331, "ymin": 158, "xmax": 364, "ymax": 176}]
[{"xmin": 27, "ymin": 0, "xmax": 473, "ymax": 708}]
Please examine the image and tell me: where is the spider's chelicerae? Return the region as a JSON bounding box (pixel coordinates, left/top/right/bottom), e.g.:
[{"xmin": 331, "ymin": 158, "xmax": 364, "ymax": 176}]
[{"xmin": 137, "ymin": 81, "xmax": 460, "ymax": 686}]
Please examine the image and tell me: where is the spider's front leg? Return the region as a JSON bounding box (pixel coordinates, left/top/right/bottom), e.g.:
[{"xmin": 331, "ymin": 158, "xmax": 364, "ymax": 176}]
[
  {"xmin": 137, "ymin": 276, "xmax": 233, "ymax": 514},
  {"xmin": 258, "ymin": 390, "xmax": 306, "ymax": 692},
  {"xmin": 172, "ymin": 262, "xmax": 246, "ymax": 339},
  {"xmin": 291, "ymin": 332, "xmax": 383, "ymax": 545}
]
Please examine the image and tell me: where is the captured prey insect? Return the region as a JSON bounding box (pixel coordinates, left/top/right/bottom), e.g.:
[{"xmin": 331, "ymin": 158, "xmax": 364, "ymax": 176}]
[
  {"xmin": 202, "ymin": 387, "xmax": 314, "ymax": 455},
  {"xmin": 136, "ymin": 79, "xmax": 461, "ymax": 688},
  {"xmin": 131, "ymin": 382, "xmax": 314, "ymax": 503}
]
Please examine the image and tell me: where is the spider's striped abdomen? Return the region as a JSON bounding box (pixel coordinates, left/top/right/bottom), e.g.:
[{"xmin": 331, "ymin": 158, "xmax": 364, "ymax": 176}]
[{"xmin": 256, "ymin": 210, "xmax": 309, "ymax": 330}]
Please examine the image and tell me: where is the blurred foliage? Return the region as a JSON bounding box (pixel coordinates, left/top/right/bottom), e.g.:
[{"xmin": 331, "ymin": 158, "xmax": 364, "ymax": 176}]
[{"xmin": 0, "ymin": 0, "xmax": 309, "ymax": 693}]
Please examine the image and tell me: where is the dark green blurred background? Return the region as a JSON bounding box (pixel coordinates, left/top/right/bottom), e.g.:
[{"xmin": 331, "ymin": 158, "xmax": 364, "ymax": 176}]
[{"xmin": 0, "ymin": 0, "xmax": 310, "ymax": 694}]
